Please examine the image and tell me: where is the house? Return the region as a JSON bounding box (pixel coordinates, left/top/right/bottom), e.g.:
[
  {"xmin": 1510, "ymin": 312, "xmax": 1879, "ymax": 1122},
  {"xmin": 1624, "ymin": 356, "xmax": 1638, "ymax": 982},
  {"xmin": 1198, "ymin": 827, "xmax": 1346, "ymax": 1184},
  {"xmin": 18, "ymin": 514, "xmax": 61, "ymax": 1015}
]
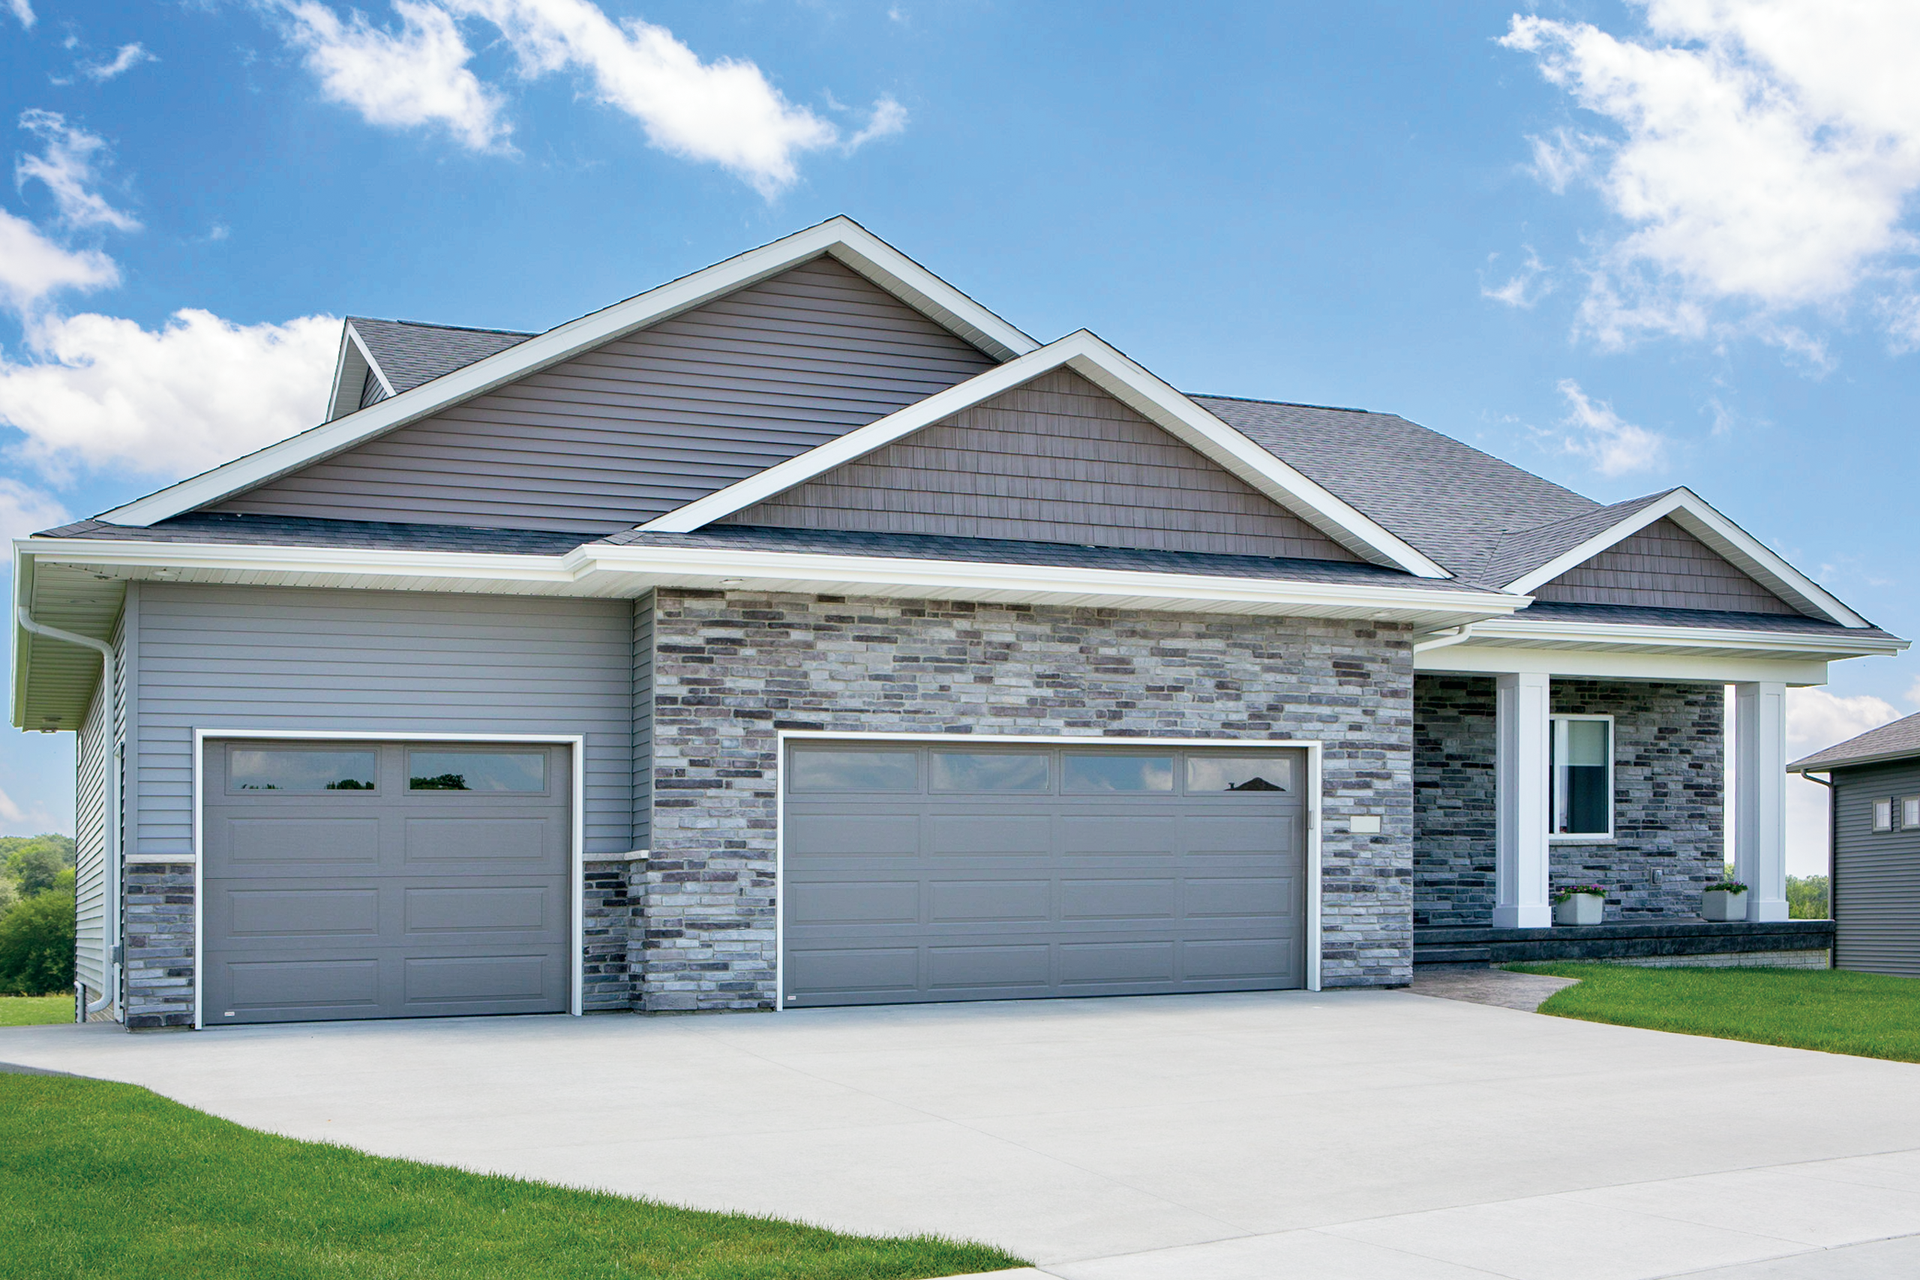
[
  {"xmin": 12, "ymin": 218, "xmax": 1904, "ymax": 1029},
  {"xmin": 1788, "ymin": 712, "xmax": 1920, "ymax": 976}
]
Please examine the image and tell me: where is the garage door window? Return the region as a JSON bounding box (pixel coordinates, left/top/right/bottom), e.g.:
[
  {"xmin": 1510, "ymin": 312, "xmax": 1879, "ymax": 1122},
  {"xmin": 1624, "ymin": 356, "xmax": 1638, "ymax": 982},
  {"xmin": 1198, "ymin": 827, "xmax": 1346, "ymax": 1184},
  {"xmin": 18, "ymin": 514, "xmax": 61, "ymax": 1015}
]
[
  {"xmin": 1062, "ymin": 753, "xmax": 1175, "ymax": 792},
  {"xmin": 407, "ymin": 750, "xmax": 547, "ymax": 792},
  {"xmin": 1187, "ymin": 756, "xmax": 1293, "ymax": 793},
  {"xmin": 930, "ymin": 751, "xmax": 1049, "ymax": 792},
  {"xmin": 790, "ymin": 749, "xmax": 918, "ymax": 792},
  {"xmin": 228, "ymin": 748, "xmax": 377, "ymax": 793}
]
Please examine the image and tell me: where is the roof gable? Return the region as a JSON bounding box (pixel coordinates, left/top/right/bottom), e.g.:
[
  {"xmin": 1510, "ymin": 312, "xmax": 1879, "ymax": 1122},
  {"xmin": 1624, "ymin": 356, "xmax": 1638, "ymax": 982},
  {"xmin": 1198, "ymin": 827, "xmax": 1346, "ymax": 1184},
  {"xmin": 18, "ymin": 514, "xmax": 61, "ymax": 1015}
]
[
  {"xmin": 722, "ymin": 366, "xmax": 1361, "ymax": 561},
  {"xmin": 329, "ymin": 318, "xmax": 534, "ymax": 419},
  {"xmin": 1532, "ymin": 516, "xmax": 1800, "ymax": 615},
  {"xmin": 649, "ymin": 330, "xmax": 1451, "ymax": 577},
  {"xmin": 101, "ymin": 217, "xmax": 1037, "ymax": 527},
  {"xmin": 212, "ymin": 257, "xmax": 999, "ymax": 535}
]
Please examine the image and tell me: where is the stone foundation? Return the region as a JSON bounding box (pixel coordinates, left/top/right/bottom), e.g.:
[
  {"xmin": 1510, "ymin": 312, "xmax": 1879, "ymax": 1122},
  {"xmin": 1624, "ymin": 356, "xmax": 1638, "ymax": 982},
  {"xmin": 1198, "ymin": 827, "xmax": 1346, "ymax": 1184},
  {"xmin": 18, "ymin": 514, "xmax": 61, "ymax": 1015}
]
[{"xmin": 1613, "ymin": 949, "xmax": 1830, "ymax": 970}]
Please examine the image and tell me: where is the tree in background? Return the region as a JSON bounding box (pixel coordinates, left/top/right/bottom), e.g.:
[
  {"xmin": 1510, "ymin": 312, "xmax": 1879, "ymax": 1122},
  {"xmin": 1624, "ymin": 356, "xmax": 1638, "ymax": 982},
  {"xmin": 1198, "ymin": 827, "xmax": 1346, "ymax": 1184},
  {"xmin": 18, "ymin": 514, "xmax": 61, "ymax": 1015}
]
[
  {"xmin": 0, "ymin": 867, "xmax": 74, "ymax": 995},
  {"xmin": 1, "ymin": 834, "xmax": 76, "ymax": 898},
  {"xmin": 1788, "ymin": 875, "xmax": 1830, "ymax": 920}
]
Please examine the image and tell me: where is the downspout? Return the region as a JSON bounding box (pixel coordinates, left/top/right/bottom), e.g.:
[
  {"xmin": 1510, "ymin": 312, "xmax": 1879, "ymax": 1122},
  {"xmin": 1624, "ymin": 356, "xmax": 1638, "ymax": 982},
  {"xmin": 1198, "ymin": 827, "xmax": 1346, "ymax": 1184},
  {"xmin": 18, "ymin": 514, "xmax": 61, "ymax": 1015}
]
[
  {"xmin": 1801, "ymin": 770, "xmax": 1837, "ymax": 966},
  {"xmin": 18, "ymin": 606, "xmax": 118, "ymax": 1018},
  {"xmin": 1412, "ymin": 624, "xmax": 1478, "ymax": 654}
]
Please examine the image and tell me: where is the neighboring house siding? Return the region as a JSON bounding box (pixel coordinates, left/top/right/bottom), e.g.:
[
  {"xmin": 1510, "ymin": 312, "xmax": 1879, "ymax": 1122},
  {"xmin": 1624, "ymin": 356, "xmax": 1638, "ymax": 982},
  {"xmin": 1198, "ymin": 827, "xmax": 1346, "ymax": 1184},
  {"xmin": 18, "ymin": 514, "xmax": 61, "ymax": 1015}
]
[
  {"xmin": 1531, "ymin": 518, "xmax": 1800, "ymax": 614},
  {"xmin": 725, "ymin": 368, "xmax": 1360, "ymax": 561},
  {"xmin": 1832, "ymin": 761, "xmax": 1920, "ymax": 976},
  {"xmin": 1411, "ymin": 675, "xmax": 1724, "ymax": 925},
  {"xmin": 646, "ymin": 590, "xmax": 1415, "ymax": 1010},
  {"xmin": 216, "ymin": 258, "xmax": 999, "ymax": 534}
]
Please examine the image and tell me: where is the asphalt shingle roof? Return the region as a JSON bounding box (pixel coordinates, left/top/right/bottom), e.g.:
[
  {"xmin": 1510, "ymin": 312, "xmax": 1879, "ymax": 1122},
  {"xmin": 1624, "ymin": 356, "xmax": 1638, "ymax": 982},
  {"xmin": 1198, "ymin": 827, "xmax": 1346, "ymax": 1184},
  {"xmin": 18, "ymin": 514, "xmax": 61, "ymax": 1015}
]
[
  {"xmin": 1789, "ymin": 711, "xmax": 1920, "ymax": 772},
  {"xmin": 39, "ymin": 514, "xmax": 587, "ymax": 555},
  {"xmin": 350, "ymin": 317, "xmax": 534, "ymax": 396}
]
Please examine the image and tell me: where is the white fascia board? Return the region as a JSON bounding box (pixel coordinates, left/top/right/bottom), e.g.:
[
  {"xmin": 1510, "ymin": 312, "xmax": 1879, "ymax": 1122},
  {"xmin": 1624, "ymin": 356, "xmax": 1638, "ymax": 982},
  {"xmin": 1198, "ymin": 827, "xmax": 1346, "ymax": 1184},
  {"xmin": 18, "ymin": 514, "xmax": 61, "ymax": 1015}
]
[
  {"xmin": 643, "ymin": 330, "xmax": 1453, "ymax": 580},
  {"xmin": 321, "ymin": 320, "xmax": 359, "ymax": 423},
  {"xmin": 1461, "ymin": 615, "xmax": 1907, "ymax": 659},
  {"xmin": 9, "ymin": 543, "xmax": 35, "ymax": 729},
  {"xmin": 99, "ymin": 217, "xmax": 1038, "ymax": 528},
  {"xmin": 1503, "ymin": 488, "xmax": 1869, "ymax": 628},
  {"xmin": 1419, "ymin": 644, "xmax": 1832, "ymax": 686},
  {"xmin": 18, "ymin": 536, "xmax": 1520, "ymax": 620}
]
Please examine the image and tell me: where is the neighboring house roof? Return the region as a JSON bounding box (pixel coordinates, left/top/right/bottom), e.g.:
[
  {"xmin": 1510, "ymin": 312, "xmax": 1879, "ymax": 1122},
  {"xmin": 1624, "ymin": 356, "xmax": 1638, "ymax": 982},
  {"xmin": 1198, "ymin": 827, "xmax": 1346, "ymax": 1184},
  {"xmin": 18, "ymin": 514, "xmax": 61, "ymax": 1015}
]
[
  {"xmin": 1789, "ymin": 711, "xmax": 1920, "ymax": 773},
  {"xmin": 349, "ymin": 318, "xmax": 533, "ymax": 398}
]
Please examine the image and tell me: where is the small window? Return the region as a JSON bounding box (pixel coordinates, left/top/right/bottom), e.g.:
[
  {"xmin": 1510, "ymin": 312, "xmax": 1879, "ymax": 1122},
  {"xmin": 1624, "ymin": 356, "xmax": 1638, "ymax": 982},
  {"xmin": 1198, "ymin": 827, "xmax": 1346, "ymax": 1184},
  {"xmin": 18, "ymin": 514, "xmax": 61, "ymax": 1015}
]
[
  {"xmin": 789, "ymin": 749, "xmax": 917, "ymax": 793},
  {"xmin": 230, "ymin": 748, "xmax": 376, "ymax": 793},
  {"xmin": 1873, "ymin": 799, "xmax": 1895, "ymax": 832},
  {"xmin": 930, "ymin": 751, "xmax": 1049, "ymax": 792},
  {"xmin": 1062, "ymin": 753, "xmax": 1174, "ymax": 793},
  {"xmin": 407, "ymin": 750, "xmax": 546, "ymax": 792},
  {"xmin": 1550, "ymin": 716, "xmax": 1612, "ymax": 838},
  {"xmin": 1902, "ymin": 797, "xmax": 1920, "ymax": 829},
  {"xmin": 1187, "ymin": 755, "xmax": 1292, "ymax": 793}
]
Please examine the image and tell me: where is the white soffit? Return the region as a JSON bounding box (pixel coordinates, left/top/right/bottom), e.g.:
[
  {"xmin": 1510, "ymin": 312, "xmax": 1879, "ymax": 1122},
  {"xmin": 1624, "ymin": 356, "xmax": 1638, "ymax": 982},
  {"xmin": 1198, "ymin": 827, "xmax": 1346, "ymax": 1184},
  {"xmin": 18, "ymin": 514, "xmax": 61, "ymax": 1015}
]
[
  {"xmin": 1502, "ymin": 487, "xmax": 1869, "ymax": 628},
  {"xmin": 99, "ymin": 217, "xmax": 1039, "ymax": 528},
  {"xmin": 642, "ymin": 330, "xmax": 1453, "ymax": 580}
]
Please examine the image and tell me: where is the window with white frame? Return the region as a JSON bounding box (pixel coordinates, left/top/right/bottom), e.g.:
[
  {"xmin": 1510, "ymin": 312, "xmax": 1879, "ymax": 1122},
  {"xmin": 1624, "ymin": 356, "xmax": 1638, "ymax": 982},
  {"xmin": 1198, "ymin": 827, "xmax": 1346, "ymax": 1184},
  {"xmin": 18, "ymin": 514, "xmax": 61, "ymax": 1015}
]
[
  {"xmin": 1550, "ymin": 715, "xmax": 1613, "ymax": 839},
  {"xmin": 1873, "ymin": 798, "xmax": 1894, "ymax": 832},
  {"xmin": 1903, "ymin": 796, "xmax": 1920, "ymax": 829}
]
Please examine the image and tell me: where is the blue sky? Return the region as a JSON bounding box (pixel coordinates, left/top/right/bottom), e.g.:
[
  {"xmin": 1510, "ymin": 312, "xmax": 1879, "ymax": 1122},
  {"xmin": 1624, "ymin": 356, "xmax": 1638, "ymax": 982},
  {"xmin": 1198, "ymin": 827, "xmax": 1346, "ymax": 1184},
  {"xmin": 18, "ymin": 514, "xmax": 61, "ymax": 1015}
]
[{"xmin": 2, "ymin": 1, "xmax": 1916, "ymax": 870}]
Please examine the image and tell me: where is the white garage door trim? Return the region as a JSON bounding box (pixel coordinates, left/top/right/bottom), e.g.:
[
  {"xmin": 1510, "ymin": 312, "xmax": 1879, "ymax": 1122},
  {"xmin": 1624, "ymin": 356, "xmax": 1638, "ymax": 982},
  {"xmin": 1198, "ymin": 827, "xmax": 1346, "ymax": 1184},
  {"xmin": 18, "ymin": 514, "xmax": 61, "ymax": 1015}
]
[
  {"xmin": 774, "ymin": 731, "xmax": 1324, "ymax": 1004},
  {"xmin": 191, "ymin": 728, "xmax": 587, "ymax": 1029}
]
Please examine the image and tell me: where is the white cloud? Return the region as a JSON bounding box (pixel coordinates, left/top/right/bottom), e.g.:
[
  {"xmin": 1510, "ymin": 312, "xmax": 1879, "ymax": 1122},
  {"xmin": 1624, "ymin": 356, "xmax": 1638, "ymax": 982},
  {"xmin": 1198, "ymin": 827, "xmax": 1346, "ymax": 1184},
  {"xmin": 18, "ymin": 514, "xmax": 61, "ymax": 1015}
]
[
  {"xmin": 0, "ymin": 208, "xmax": 117, "ymax": 314},
  {"xmin": 280, "ymin": 0, "xmax": 510, "ymax": 152},
  {"xmin": 846, "ymin": 95, "xmax": 908, "ymax": 151},
  {"xmin": 0, "ymin": 787, "xmax": 23, "ymax": 824},
  {"xmin": 79, "ymin": 43, "xmax": 157, "ymax": 83},
  {"xmin": 1502, "ymin": 1, "xmax": 1920, "ymax": 349},
  {"xmin": 16, "ymin": 110, "xmax": 141, "ymax": 231},
  {"xmin": 1786, "ymin": 686, "xmax": 1901, "ymax": 756},
  {"xmin": 1555, "ymin": 379, "xmax": 1668, "ymax": 476},
  {"xmin": 445, "ymin": 0, "xmax": 840, "ymax": 195},
  {"xmin": 1482, "ymin": 246, "xmax": 1551, "ymax": 308},
  {"xmin": 0, "ymin": 309, "xmax": 339, "ymax": 481},
  {"xmin": 0, "ymin": 476, "xmax": 68, "ymax": 543},
  {"xmin": 7, "ymin": 0, "xmax": 32, "ymax": 32}
]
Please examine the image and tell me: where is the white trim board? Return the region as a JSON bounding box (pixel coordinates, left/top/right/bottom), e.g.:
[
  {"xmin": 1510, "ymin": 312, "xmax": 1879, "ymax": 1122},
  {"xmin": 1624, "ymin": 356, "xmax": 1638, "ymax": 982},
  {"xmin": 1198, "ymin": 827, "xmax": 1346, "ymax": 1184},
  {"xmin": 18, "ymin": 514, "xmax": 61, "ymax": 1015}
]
[
  {"xmin": 102, "ymin": 217, "xmax": 1038, "ymax": 527},
  {"xmin": 188, "ymin": 729, "xmax": 587, "ymax": 1030},
  {"xmin": 645, "ymin": 330, "xmax": 1452, "ymax": 580},
  {"xmin": 1503, "ymin": 488, "xmax": 1870, "ymax": 628},
  {"xmin": 773, "ymin": 730, "xmax": 1325, "ymax": 999}
]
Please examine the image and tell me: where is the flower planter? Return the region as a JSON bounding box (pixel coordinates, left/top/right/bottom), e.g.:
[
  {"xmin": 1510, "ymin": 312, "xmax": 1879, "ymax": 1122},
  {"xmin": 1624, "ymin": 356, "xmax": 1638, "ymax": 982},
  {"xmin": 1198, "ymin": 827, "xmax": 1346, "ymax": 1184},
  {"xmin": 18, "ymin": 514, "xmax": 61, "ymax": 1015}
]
[
  {"xmin": 1553, "ymin": 893, "xmax": 1604, "ymax": 926},
  {"xmin": 1701, "ymin": 888, "xmax": 1749, "ymax": 922}
]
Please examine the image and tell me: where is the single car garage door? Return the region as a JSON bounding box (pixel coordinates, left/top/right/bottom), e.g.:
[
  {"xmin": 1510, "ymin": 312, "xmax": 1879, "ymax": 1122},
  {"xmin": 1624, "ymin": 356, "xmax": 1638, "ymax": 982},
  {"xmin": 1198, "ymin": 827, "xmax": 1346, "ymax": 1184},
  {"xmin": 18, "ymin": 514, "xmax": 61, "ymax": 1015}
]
[
  {"xmin": 782, "ymin": 741, "xmax": 1308, "ymax": 1007},
  {"xmin": 201, "ymin": 740, "xmax": 572, "ymax": 1025}
]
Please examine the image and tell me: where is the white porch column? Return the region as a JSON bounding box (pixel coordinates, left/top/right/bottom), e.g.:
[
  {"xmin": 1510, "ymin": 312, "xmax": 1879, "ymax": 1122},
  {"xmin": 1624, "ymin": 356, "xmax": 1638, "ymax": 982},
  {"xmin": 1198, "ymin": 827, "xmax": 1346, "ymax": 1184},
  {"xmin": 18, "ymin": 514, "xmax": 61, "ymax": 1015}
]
[
  {"xmin": 1494, "ymin": 671, "xmax": 1553, "ymax": 928},
  {"xmin": 1733, "ymin": 681, "xmax": 1790, "ymax": 922}
]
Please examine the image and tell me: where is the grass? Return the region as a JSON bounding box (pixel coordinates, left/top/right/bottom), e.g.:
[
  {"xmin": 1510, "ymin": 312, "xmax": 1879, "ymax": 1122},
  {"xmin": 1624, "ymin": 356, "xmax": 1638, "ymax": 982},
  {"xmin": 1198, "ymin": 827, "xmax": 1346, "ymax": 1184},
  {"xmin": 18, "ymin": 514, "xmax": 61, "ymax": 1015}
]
[
  {"xmin": 0, "ymin": 1075, "xmax": 1025, "ymax": 1280},
  {"xmin": 1511, "ymin": 963, "xmax": 1920, "ymax": 1063},
  {"xmin": 0, "ymin": 995, "xmax": 70, "ymax": 1028}
]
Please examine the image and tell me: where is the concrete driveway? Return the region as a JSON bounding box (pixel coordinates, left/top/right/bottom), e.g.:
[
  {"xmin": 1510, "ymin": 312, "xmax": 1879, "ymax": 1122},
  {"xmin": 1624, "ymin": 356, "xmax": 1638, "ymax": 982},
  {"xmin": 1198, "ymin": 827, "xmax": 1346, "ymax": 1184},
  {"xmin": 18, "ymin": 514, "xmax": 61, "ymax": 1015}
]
[{"xmin": 6, "ymin": 990, "xmax": 1920, "ymax": 1279}]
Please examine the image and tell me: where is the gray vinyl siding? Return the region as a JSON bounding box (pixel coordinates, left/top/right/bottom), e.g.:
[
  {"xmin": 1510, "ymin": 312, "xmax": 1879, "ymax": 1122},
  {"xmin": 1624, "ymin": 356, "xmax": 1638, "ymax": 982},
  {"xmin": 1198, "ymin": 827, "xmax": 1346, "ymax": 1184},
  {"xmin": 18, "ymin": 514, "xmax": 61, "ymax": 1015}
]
[
  {"xmin": 131, "ymin": 585, "xmax": 634, "ymax": 858},
  {"xmin": 358, "ymin": 368, "xmax": 389, "ymax": 410},
  {"xmin": 73, "ymin": 664, "xmax": 109, "ymax": 999},
  {"xmin": 726, "ymin": 367, "xmax": 1360, "ymax": 561},
  {"xmin": 1832, "ymin": 761, "xmax": 1920, "ymax": 976},
  {"xmin": 1532, "ymin": 518, "xmax": 1800, "ymax": 614},
  {"xmin": 632, "ymin": 591, "xmax": 654, "ymax": 851},
  {"xmin": 217, "ymin": 258, "xmax": 998, "ymax": 534}
]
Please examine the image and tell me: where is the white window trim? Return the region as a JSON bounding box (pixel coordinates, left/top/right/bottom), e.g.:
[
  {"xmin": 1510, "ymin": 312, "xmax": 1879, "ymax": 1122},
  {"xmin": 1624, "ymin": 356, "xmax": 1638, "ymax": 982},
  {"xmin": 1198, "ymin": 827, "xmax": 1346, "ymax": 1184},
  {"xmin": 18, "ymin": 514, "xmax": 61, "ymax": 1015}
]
[
  {"xmin": 774, "ymin": 731, "xmax": 1325, "ymax": 999},
  {"xmin": 1872, "ymin": 798, "xmax": 1895, "ymax": 832},
  {"xmin": 1548, "ymin": 713, "xmax": 1616, "ymax": 844},
  {"xmin": 1902, "ymin": 796, "xmax": 1920, "ymax": 830},
  {"xmin": 190, "ymin": 728, "xmax": 587, "ymax": 1030}
]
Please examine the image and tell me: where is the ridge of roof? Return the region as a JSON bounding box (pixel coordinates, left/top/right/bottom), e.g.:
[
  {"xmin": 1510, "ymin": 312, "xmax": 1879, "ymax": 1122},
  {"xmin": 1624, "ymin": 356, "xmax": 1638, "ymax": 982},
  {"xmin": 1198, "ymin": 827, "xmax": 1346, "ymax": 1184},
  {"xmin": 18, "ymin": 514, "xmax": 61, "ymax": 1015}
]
[
  {"xmin": 1184, "ymin": 392, "xmax": 1372, "ymax": 414},
  {"xmin": 1789, "ymin": 710, "xmax": 1920, "ymax": 772}
]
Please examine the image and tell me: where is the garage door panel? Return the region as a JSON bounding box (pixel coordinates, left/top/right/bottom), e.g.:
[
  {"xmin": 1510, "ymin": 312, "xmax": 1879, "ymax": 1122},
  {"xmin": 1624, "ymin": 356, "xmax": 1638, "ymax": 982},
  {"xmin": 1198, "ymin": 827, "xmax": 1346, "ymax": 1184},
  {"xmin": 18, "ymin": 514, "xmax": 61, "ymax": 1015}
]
[
  {"xmin": 784, "ymin": 743, "xmax": 1307, "ymax": 1007},
  {"xmin": 202, "ymin": 740, "xmax": 572, "ymax": 1025}
]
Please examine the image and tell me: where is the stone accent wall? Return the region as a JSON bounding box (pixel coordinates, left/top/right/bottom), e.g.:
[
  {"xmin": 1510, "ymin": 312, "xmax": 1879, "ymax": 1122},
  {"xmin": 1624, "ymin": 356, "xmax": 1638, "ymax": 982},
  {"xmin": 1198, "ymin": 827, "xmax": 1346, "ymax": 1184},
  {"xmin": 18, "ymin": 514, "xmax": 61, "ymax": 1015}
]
[
  {"xmin": 123, "ymin": 860, "xmax": 194, "ymax": 1029},
  {"xmin": 581, "ymin": 859, "xmax": 637, "ymax": 1012},
  {"xmin": 1413, "ymin": 675, "xmax": 1497, "ymax": 927},
  {"xmin": 1616, "ymin": 949, "xmax": 1828, "ymax": 969},
  {"xmin": 1411, "ymin": 676, "xmax": 1725, "ymax": 926},
  {"xmin": 644, "ymin": 590, "xmax": 1417, "ymax": 1010}
]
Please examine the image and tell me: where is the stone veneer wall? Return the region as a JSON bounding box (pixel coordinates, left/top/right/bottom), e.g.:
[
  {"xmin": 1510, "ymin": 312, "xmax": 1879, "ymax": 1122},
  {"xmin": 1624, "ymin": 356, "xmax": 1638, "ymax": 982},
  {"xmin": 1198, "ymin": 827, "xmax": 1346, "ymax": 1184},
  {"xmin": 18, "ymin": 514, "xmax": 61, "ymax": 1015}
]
[
  {"xmin": 1412, "ymin": 675, "xmax": 1725, "ymax": 926},
  {"xmin": 645, "ymin": 590, "xmax": 1417, "ymax": 1009},
  {"xmin": 581, "ymin": 860, "xmax": 637, "ymax": 1012},
  {"xmin": 122, "ymin": 860, "xmax": 194, "ymax": 1029}
]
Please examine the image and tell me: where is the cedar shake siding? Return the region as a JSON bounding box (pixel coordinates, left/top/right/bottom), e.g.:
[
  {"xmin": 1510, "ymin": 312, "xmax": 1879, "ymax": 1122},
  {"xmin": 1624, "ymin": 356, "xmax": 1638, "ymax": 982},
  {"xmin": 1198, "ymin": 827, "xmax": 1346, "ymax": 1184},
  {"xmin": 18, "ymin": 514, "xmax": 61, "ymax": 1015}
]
[
  {"xmin": 217, "ymin": 257, "xmax": 998, "ymax": 534},
  {"xmin": 724, "ymin": 367, "xmax": 1361, "ymax": 560},
  {"xmin": 1532, "ymin": 518, "xmax": 1801, "ymax": 615}
]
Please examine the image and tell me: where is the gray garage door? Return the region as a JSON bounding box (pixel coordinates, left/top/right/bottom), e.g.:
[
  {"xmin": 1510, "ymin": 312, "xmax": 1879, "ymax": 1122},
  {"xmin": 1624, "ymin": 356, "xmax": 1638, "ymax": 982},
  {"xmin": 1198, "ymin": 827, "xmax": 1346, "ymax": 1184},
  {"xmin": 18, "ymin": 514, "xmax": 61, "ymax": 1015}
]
[
  {"xmin": 782, "ymin": 742, "xmax": 1307, "ymax": 1006},
  {"xmin": 202, "ymin": 740, "xmax": 571, "ymax": 1025}
]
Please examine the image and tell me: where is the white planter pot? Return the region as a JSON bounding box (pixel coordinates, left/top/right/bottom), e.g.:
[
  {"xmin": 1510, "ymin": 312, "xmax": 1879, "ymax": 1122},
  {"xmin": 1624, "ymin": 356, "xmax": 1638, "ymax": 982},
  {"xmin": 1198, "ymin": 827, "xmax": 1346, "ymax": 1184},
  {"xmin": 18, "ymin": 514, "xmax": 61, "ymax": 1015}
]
[
  {"xmin": 1701, "ymin": 889, "xmax": 1749, "ymax": 922},
  {"xmin": 1553, "ymin": 893, "xmax": 1605, "ymax": 926}
]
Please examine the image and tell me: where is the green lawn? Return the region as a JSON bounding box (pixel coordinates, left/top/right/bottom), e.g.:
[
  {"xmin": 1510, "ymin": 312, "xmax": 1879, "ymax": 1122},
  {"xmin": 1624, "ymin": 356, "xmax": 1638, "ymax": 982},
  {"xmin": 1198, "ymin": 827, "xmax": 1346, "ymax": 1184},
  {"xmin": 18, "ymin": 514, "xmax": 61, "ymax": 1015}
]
[
  {"xmin": 1512, "ymin": 963, "xmax": 1920, "ymax": 1063},
  {"xmin": 0, "ymin": 1075, "xmax": 1025, "ymax": 1280},
  {"xmin": 0, "ymin": 995, "xmax": 70, "ymax": 1027}
]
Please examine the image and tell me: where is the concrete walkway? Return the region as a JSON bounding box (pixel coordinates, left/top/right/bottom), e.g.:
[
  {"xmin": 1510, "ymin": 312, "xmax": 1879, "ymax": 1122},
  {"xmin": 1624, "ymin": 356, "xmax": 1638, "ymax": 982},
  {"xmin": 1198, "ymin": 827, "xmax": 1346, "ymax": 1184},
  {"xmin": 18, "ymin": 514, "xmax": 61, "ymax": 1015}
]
[
  {"xmin": 5, "ymin": 990, "xmax": 1920, "ymax": 1279},
  {"xmin": 1407, "ymin": 966, "xmax": 1582, "ymax": 1012}
]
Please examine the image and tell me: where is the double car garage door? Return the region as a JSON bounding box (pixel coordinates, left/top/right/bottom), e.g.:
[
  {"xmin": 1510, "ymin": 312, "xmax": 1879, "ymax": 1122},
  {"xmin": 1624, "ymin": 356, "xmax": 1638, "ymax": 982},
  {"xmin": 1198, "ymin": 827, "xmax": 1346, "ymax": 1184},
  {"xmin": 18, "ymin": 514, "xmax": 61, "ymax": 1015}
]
[{"xmin": 200, "ymin": 738, "xmax": 1307, "ymax": 1023}]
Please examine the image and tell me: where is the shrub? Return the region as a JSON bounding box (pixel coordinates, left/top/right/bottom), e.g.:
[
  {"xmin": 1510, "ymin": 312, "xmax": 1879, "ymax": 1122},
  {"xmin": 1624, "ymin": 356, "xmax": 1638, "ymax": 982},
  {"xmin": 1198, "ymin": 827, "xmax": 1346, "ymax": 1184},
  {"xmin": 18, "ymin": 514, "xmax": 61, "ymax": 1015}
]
[{"xmin": 0, "ymin": 882, "xmax": 75, "ymax": 996}]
